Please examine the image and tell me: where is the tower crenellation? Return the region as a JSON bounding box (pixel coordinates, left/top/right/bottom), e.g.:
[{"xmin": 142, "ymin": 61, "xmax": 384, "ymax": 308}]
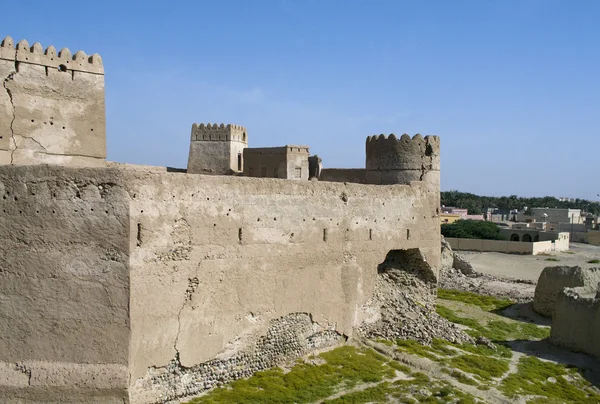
[
  {"xmin": 191, "ymin": 123, "xmax": 248, "ymax": 143},
  {"xmin": 0, "ymin": 36, "xmax": 104, "ymax": 74}
]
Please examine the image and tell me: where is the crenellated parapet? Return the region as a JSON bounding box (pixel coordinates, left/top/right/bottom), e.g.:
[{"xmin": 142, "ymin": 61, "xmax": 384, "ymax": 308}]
[
  {"xmin": 365, "ymin": 133, "xmax": 440, "ymax": 186},
  {"xmin": 191, "ymin": 123, "xmax": 248, "ymax": 143},
  {"xmin": 0, "ymin": 36, "xmax": 103, "ymax": 74}
]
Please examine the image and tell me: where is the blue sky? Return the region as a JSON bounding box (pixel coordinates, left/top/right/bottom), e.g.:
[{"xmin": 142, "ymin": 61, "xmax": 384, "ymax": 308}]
[{"xmin": 3, "ymin": 1, "xmax": 599, "ymax": 199}]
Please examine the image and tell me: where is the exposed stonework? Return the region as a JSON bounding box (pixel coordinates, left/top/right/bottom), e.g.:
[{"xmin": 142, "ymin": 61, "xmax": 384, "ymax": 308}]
[
  {"xmin": 551, "ymin": 283, "xmax": 600, "ymax": 358},
  {"xmin": 0, "ymin": 36, "xmax": 105, "ymax": 166},
  {"xmin": 533, "ymin": 266, "xmax": 600, "ymax": 317},
  {"xmin": 131, "ymin": 313, "xmax": 344, "ymax": 403}
]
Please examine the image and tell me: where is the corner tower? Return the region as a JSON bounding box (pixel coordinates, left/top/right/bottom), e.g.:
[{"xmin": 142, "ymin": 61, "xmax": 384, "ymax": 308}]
[
  {"xmin": 187, "ymin": 123, "xmax": 248, "ymax": 175},
  {"xmin": 365, "ymin": 133, "xmax": 440, "ymax": 189},
  {"xmin": 0, "ymin": 36, "xmax": 105, "ymax": 166}
]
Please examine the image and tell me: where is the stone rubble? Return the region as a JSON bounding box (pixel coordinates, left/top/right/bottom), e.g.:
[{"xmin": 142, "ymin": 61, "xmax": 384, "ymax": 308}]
[
  {"xmin": 359, "ymin": 249, "xmax": 474, "ymax": 346},
  {"xmin": 135, "ymin": 313, "xmax": 344, "ymax": 403}
]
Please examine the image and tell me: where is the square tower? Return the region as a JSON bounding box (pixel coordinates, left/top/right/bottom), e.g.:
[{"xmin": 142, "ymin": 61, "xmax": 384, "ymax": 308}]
[{"xmin": 187, "ymin": 123, "xmax": 248, "ymax": 175}]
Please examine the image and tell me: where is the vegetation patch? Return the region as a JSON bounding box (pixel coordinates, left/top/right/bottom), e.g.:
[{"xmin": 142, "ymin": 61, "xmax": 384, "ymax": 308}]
[
  {"xmin": 441, "ymin": 367, "xmax": 479, "ymax": 386},
  {"xmin": 446, "ymin": 354, "xmax": 509, "ymax": 381},
  {"xmin": 436, "ymin": 304, "xmax": 549, "ymax": 342},
  {"xmin": 438, "ymin": 289, "xmax": 515, "ymax": 311},
  {"xmin": 500, "ymin": 356, "xmax": 600, "ymax": 403},
  {"xmin": 587, "ymin": 259, "xmax": 600, "ymax": 264},
  {"xmin": 545, "ymin": 258, "xmax": 560, "ymax": 262},
  {"xmin": 441, "ymin": 219, "xmax": 504, "ymax": 240},
  {"xmin": 187, "ymin": 346, "xmax": 400, "ymax": 404}
]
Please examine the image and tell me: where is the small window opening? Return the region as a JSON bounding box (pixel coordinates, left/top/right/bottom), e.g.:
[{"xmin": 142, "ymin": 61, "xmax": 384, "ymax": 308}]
[
  {"xmin": 237, "ymin": 153, "xmax": 242, "ymax": 171},
  {"xmin": 58, "ymin": 64, "xmax": 68, "ymax": 72}
]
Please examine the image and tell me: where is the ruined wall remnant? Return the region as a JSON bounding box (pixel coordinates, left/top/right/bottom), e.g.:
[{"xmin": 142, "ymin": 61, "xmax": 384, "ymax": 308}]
[
  {"xmin": 0, "ymin": 37, "xmax": 105, "ymax": 166},
  {"xmin": 533, "ymin": 266, "xmax": 600, "ymax": 317},
  {"xmin": 187, "ymin": 123, "xmax": 248, "ymax": 175},
  {"xmin": 551, "ymin": 283, "xmax": 600, "ymax": 358}
]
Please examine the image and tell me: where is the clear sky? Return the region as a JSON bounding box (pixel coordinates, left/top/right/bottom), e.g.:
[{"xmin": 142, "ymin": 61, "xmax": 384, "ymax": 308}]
[{"xmin": 3, "ymin": 1, "xmax": 599, "ymax": 199}]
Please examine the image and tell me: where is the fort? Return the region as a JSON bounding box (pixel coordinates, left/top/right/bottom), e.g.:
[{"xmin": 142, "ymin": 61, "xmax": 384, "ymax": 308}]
[{"xmin": 0, "ymin": 37, "xmax": 442, "ymax": 403}]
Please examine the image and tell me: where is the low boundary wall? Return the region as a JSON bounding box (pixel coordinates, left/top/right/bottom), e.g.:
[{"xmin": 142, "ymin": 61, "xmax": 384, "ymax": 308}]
[{"xmin": 446, "ymin": 238, "xmax": 565, "ymax": 255}]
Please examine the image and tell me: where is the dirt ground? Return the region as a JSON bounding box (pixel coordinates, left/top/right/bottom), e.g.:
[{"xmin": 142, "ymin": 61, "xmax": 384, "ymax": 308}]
[{"xmin": 457, "ymin": 243, "xmax": 600, "ymax": 281}]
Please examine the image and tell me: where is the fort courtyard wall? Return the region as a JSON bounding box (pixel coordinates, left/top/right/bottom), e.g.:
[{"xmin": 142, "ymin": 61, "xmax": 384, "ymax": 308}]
[
  {"xmin": 0, "ymin": 37, "xmax": 106, "ymax": 166},
  {"xmin": 0, "ymin": 162, "xmax": 440, "ymax": 403}
]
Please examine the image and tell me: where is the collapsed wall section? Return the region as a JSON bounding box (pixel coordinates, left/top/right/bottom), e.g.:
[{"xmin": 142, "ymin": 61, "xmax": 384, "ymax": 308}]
[
  {"xmin": 0, "ymin": 37, "xmax": 106, "ymax": 166},
  {"xmin": 122, "ymin": 169, "xmax": 440, "ymax": 403},
  {"xmin": 0, "ymin": 165, "xmax": 131, "ymax": 402}
]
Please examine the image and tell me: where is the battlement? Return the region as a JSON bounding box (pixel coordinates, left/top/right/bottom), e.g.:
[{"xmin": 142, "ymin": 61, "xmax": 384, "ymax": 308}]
[
  {"xmin": 191, "ymin": 123, "xmax": 248, "ymax": 143},
  {"xmin": 366, "ymin": 133, "xmax": 440, "ymax": 171},
  {"xmin": 0, "ymin": 36, "xmax": 103, "ymax": 74},
  {"xmin": 366, "ymin": 133, "xmax": 440, "ymax": 152}
]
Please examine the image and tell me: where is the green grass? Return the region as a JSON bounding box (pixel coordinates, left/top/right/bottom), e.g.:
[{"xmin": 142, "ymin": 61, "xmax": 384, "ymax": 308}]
[
  {"xmin": 545, "ymin": 258, "xmax": 560, "ymax": 262},
  {"xmin": 500, "ymin": 356, "xmax": 600, "ymax": 403},
  {"xmin": 437, "ymin": 289, "xmax": 515, "ymax": 311},
  {"xmin": 564, "ymin": 251, "xmax": 576, "ymax": 254},
  {"xmin": 187, "ymin": 346, "xmax": 401, "ymax": 404},
  {"xmin": 436, "ymin": 305, "xmax": 550, "ymax": 342},
  {"xmin": 446, "ymin": 354, "xmax": 509, "ymax": 381},
  {"xmin": 441, "ymin": 367, "xmax": 479, "ymax": 386},
  {"xmin": 587, "ymin": 259, "xmax": 600, "ymax": 264}
]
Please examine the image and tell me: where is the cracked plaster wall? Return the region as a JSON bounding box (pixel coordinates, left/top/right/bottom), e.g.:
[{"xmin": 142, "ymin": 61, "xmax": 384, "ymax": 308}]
[
  {"xmin": 0, "ymin": 163, "xmax": 440, "ymax": 403},
  {"xmin": 0, "ymin": 42, "xmax": 105, "ymax": 167},
  {"xmin": 125, "ymin": 166, "xmax": 440, "ymax": 402}
]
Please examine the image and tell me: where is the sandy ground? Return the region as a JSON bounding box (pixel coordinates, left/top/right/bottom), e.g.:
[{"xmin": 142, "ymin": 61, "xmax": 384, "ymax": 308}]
[{"xmin": 458, "ymin": 243, "xmax": 600, "ymax": 281}]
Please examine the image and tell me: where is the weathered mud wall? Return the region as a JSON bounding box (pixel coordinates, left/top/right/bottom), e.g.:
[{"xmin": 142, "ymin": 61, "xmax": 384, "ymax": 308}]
[
  {"xmin": 551, "ymin": 285, "xmax": 600, "ymax": 358},
  {"xmin": 0, "ymin": 165, "xmax": 130, "ymax": 403},
  {"xmin": 124, "ymin": 168, "xmax": 440, "ymax": 402},
  {"xmin": 0, "ymin": 164, "xmax": 440, "ymax": 403}
]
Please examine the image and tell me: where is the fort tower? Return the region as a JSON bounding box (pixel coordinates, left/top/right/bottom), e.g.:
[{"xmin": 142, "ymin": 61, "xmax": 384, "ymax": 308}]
[
  {"xmin": 365, "ymin": 133, "xmax": 440, "ymax": 188},
  {"xmin": 0, "ymin": 36, "xmax": 105, "ymax": 166},
  {"xmin": 187, "ymin": 123, "xmax": 248, "ymax": 175}
]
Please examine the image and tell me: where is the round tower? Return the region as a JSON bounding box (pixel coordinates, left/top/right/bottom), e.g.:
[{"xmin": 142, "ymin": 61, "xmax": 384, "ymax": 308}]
[{"xmin": 365, "ymin": 133, "xmax": 440, "ymax": 188}]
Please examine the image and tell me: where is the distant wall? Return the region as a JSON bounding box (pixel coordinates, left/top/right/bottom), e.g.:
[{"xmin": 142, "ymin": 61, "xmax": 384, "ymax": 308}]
[
  {"xmin": 588, "ymin": 230, "xmax": 600, "ymax": 246},
  {"xmin": 446, "ymin": 237, "xmax": 559, "ymax": 255},
  {"xmin": 0, "ymin": 37, "xmax": 105, "ymax": 166},
  {"xmin": 320, "ymin": 168, "xmax": 367, "ymax": 184}
]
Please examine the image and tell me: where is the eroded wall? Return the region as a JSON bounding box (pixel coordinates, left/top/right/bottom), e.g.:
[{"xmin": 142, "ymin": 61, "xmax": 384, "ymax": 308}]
[
  {"xmin": 551, "ymin": 286, "xmax": 600, "ymax": 358},
  {"xmin": 0, "ymin": 163, "xmax": 440, "ymax": 403},
  {"xmin": 122, "ymin": 168, "xmax": 440, "ymax": 402},
  {"xmin": 0, "ymin": 37, "xmax": 105, "ymax": 166},
  {"xmin": 0, "ymin": 165, "xmax": 130, "ymax": 402}
]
